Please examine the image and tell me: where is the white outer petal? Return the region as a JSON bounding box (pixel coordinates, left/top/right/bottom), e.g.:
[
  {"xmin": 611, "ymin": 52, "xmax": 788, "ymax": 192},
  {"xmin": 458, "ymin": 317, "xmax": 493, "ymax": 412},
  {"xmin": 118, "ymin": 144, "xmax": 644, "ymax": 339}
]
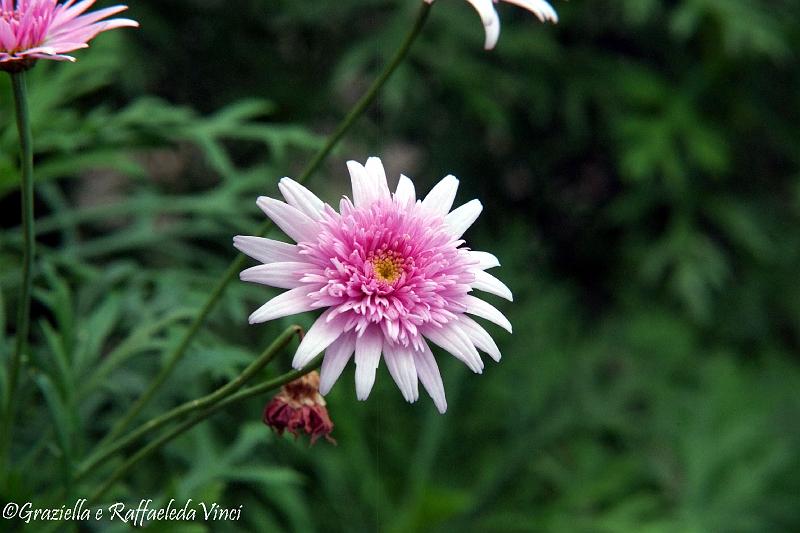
[
  {"xmin": 293, "ymin": 309, "xmax": 347, "ymax": 368},
  {"xmin": 347, "ymin": 160, "xmax": 381, "ymax": 208},
  {"xmin": 445, "ymin": 199, "xmax": 483, "ymax": 239},
  {"xmin": 394, "ymin": 174, "xmax": 416, "ymax": 204},
  {"xmin": 248, "ymin": 286, "xmax": 316, "ymax": 324},
  {"xmin": 472, "ymin": 270, "xmax": 514, "ymax": 301},
  {"xmin": 423, "ymin": 324, "xmax": 484, "ymax": 374},
  {"xmin": 466, "ymin": 0, "xmax": 501, "ymax": 50},
  {"xmin": 257, "ymin": 196, "xmax": 319, "ymax": 243},
  {"xmin": 347, "ymin": 160, "xmax": 370, "ymax": 207},
  {"xmin": 365, "ymin": 157, "xmax": 391, "ymax": 202},
  {"xmin": 503, "ymin": 0, "xmax": 559, "ymax": 23},
  {"xmin": 233, "ymin": 236, "xmax": 302, "ymax": 264},
  {"xmin": 468, "ymin": 250, "xmax": 501, "ymax": 270},
  {"xmin": 458, "ymin": 315, "xmax": 502, "ymax": 362},
  {"xmin": 421, "ymin": 174, "xmax": 459, "ymax": 215},
  {"xmin": 384, "ymin": 341, "xmax": 419, "ymax": 403},
  {"xmin": 319, "ymin": 331, "xmax": 356, "ymax": 395},
  {"xmin": 354, "ymin": 326, "xmax": 383, "ymax": 400},
  {"xmin": 278, "ymin": 177, "xmax": 326, "ymax": 219},
  {"xmin": 464, "ymin": 295, "xmax": 513, "ymax": 333},
  {"xmin": 414, "ymin": 341, "xmax": 448, "ymax": 413},
  {"xmin": 240, "ymin": 262, "xmax": 316, "ymax": 290}
]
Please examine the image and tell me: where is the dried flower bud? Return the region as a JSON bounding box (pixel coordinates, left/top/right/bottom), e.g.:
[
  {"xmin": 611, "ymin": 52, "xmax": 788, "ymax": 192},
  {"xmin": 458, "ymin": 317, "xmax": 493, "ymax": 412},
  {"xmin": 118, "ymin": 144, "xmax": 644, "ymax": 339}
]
[{"xmin": 263, "ymin": 371, "xmax": 335, "ymax": 445}]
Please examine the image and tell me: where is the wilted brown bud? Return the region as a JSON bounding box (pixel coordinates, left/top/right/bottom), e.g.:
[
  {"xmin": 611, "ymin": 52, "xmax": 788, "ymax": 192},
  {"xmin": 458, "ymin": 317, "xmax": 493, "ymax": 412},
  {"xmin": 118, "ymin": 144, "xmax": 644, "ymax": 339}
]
[{"xmin": 263, "ymin": 371, "xmax": 335, "ymax": 445}]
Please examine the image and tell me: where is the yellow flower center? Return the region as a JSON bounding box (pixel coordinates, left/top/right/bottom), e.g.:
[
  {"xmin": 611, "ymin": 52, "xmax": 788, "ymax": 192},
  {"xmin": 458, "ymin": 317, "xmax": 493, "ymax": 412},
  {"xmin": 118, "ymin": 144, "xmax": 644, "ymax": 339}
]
[{"xmin": 370, "ymin": 251, "xmax": 404, "ymax": 283}]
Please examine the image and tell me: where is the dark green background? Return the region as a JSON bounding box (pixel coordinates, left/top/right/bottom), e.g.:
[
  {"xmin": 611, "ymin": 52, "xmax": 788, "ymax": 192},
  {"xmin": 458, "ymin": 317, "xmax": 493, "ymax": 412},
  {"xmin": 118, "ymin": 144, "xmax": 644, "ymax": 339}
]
[{"xmin": 1, "ymin": 0, "xmax": 799, "ymax": 531}]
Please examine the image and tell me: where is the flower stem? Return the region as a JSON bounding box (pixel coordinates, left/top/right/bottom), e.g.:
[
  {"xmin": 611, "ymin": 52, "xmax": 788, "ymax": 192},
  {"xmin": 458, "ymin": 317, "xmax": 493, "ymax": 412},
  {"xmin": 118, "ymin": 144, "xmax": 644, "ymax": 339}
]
[
  {"xmin": 294, "ymin": 2, "xmax": 433, "ymax": 185},
  {"xmin": 87, "ymin": 353, "xmax": 324, "ymax": 504},
  {"xmin": 1, "ymin": 70, "xmax": 36, "ymax": 474},
  {"xmin": 76, "ymin": 325, "xmax": 301, "ymax": 481},
  {"xmin": 102, "ymin": 2, "xmax": 432, "ymax": 442}
]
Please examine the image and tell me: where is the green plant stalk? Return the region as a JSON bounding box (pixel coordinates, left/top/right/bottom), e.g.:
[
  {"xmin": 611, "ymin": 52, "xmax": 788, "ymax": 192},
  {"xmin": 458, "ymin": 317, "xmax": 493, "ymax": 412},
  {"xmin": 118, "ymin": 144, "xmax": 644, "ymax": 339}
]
[
  {"xmin": 102, "ymin": 2, "xmax": 432, "ymax": 443},
  {"xmin": 87, "ymin": 353, "xmax": 324, "ymax": 505},
  {"xmin": 76, "ymin": 325, "xmax": 301, "ymax": 481},
  {"xmin": 1, "ymin": 70, "xmax": 36, "ymax": 473}
]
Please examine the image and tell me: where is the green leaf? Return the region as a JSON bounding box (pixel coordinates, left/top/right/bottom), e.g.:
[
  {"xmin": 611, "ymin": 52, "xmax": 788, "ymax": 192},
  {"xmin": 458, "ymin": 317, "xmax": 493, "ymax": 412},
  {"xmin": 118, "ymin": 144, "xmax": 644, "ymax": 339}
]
[{"xmin": 32, "ymin": 372, "xmax": 75, "ymax": 485}]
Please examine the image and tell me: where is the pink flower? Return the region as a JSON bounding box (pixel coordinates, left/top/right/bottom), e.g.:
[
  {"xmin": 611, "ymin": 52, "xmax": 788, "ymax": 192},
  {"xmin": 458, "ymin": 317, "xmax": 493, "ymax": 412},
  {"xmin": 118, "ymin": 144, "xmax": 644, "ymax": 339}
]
[
  {"xmin": 425, "ymin": 0, "xmax": 558, "ymax": 50},
  {"xmin": 0, "ymin": 0, "xmax": 138, "ymax": 70},
  {"xmin": 236, "ymin": 158, "xmax": 512, "ymax": 413}
]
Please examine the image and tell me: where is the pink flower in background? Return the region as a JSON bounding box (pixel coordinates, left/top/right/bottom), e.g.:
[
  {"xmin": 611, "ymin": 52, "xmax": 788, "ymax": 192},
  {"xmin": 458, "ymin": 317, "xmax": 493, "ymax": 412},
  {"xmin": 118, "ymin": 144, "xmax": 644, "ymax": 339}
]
[
  {"xmin": 425, "ymin": 0, "xmax": 558, "ymax": 50},
  {"xmin": 0, "ymin": 0, "xmax": 138, "ymax": 70},
  {"xmin": 235, "ymin": 157, "xmax": 513, "ymax": 413}
]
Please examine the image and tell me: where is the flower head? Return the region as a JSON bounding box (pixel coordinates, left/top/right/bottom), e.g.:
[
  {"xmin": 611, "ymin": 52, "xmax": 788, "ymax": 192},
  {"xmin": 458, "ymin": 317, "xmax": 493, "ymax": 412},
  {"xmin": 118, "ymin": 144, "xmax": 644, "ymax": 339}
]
[
  {"xmin": 0, "ymin": 0, "xmax": 138, "ymax": 71},
  {"xmin": 263, "ymin": 371, "xmax": 335, "ymax": 445},
  {"xmin": 426, "ymin": 0, "xmax": 558, "ymax": 50},
  {"xmin": 235, "ymin": 157, "xmax": 513, "ymax": 413}
]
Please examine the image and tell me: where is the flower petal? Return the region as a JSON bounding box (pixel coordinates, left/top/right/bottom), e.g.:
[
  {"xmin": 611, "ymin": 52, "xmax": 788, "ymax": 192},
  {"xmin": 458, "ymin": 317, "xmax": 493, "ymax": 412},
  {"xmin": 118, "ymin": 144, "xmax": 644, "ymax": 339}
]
[
  {"xmin": 354, "ymin": 326, "xmax": 383, "ymax": 400},
  {"xmin": 458, "ymin": 315, "xmax": 502, "ymax": 362},
  {"xmin": 394, "ymin": 174, "xmax": 416, "ymax": 204},
  {"xmin": 466, "ymin": 0, "xmax": 501, "ymax": 50},
  {"xmin": 240, "ymin": 262, "xmax": 317, "ymax": 290},
  {"xmin": 414, "ymin": 341, "xmax": 447, "ymax": 413},
  {"xmin": 293, "ymin": 309, "xmax": 347, "ymax": 368},
  {"xmin": 464, "ymin": 295, "xmax": 513, "ymax": 333},
  {"xmin": 468, "ymin": 250, "xmax": 501, "ymax": 270},
  {"xmin": 257, "ymin": 196, "xmax": 320, "ymax": 243},
  {"xmin": 347, "ymin": 160, "xmax": 381, "ymax": 208},
  {"xmin": 445, "ymin": 199, "xmax": 483, "ymax": 238},
  {"xmin": 233, "ymin": 235, "xmax": 303, "ymax": 264},
  {"xmin": 422, "ymin": 174, "xmax": 459, "ymax": 215},
  {"xmin": 423, "ymin": 323, "xmax": 484, "ymax": 374},
  {"xmin": 249, "ymin": 286, "xmax": 316, "ymax": 325},
  {"xmin": 52, "ymin": 1, "xmax": 107, "ymax": 27},
  {"xmin": 365, "ymin": 157, "xmax": 391, "ymax": 202},
  {"xmin": 279, "ymin": 177, "xmax": 326, "ymax": 220},
  {"xmin": 503, "ymin": 0, "xmax": 559, "ymax": 23},
  {"xmin": 472, "ymin": 270, "xmax": 514, "ymax": 301},
  {"xmin": 320, "ymin": 331, "xmax": 356, "ymax": 395},
  {"xmin": 384, "ymin": 341, "xmax": 419, "ymax": 403},
  {"xmin": 0, "ymin": 19, "xmax": 17, "ymax": 51}
]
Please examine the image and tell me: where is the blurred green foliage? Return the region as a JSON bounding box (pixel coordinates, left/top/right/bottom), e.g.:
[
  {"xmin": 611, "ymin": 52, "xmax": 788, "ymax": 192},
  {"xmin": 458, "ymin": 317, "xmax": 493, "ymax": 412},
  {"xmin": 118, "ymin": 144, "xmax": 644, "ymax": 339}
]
[{"xmin": 1, "ymin": 0, "xmax": 800, "ymax": 531}]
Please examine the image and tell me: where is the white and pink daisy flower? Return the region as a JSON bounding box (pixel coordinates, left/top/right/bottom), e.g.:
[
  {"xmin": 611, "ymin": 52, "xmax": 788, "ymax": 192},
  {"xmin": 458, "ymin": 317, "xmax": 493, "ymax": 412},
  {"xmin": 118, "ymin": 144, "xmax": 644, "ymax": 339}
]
[
  {"xmin": 0, "ymin": 0, "xmax": 138, "ymax": 70},
  {"xmin": 235, "ymin": 158, "xmax": 513, "ymax": 413},
  {"xmin": 426, "ymin": 0, "xmax": 558, "ymax": 50}
]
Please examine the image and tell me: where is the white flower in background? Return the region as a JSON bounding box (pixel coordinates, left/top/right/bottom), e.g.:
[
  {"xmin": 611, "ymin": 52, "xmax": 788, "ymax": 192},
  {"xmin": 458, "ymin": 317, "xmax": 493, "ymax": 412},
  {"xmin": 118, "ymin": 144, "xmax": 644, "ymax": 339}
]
[
  {"xmin": 235, "ymin": 158, "xmax": 513, "ymax": 413},
  {"xmin": 425, "ymin": 0, "xmax": 558, "ymax": 50}
]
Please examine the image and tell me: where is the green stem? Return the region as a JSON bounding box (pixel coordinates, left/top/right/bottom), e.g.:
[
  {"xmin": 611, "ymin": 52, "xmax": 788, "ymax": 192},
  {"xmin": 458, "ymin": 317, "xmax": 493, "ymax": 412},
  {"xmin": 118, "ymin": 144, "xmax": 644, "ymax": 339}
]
[
  {"xmin": 87, "ymin": 353, "xmax": 324, "ymax": 504},
  {"xmin": 1, "ymin": 70, "xmax": 36, "ymax": 473},
  {"xmin": 102, "ymin": 2, "xmax": 432, "ymax": 442},
  {"xmin": 78, "ymin": 325, "xmax": 301, "ymax": 481},
  {"xmin": 294, "ymin": 2, "xmax": 432, "ymax": 185}
]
